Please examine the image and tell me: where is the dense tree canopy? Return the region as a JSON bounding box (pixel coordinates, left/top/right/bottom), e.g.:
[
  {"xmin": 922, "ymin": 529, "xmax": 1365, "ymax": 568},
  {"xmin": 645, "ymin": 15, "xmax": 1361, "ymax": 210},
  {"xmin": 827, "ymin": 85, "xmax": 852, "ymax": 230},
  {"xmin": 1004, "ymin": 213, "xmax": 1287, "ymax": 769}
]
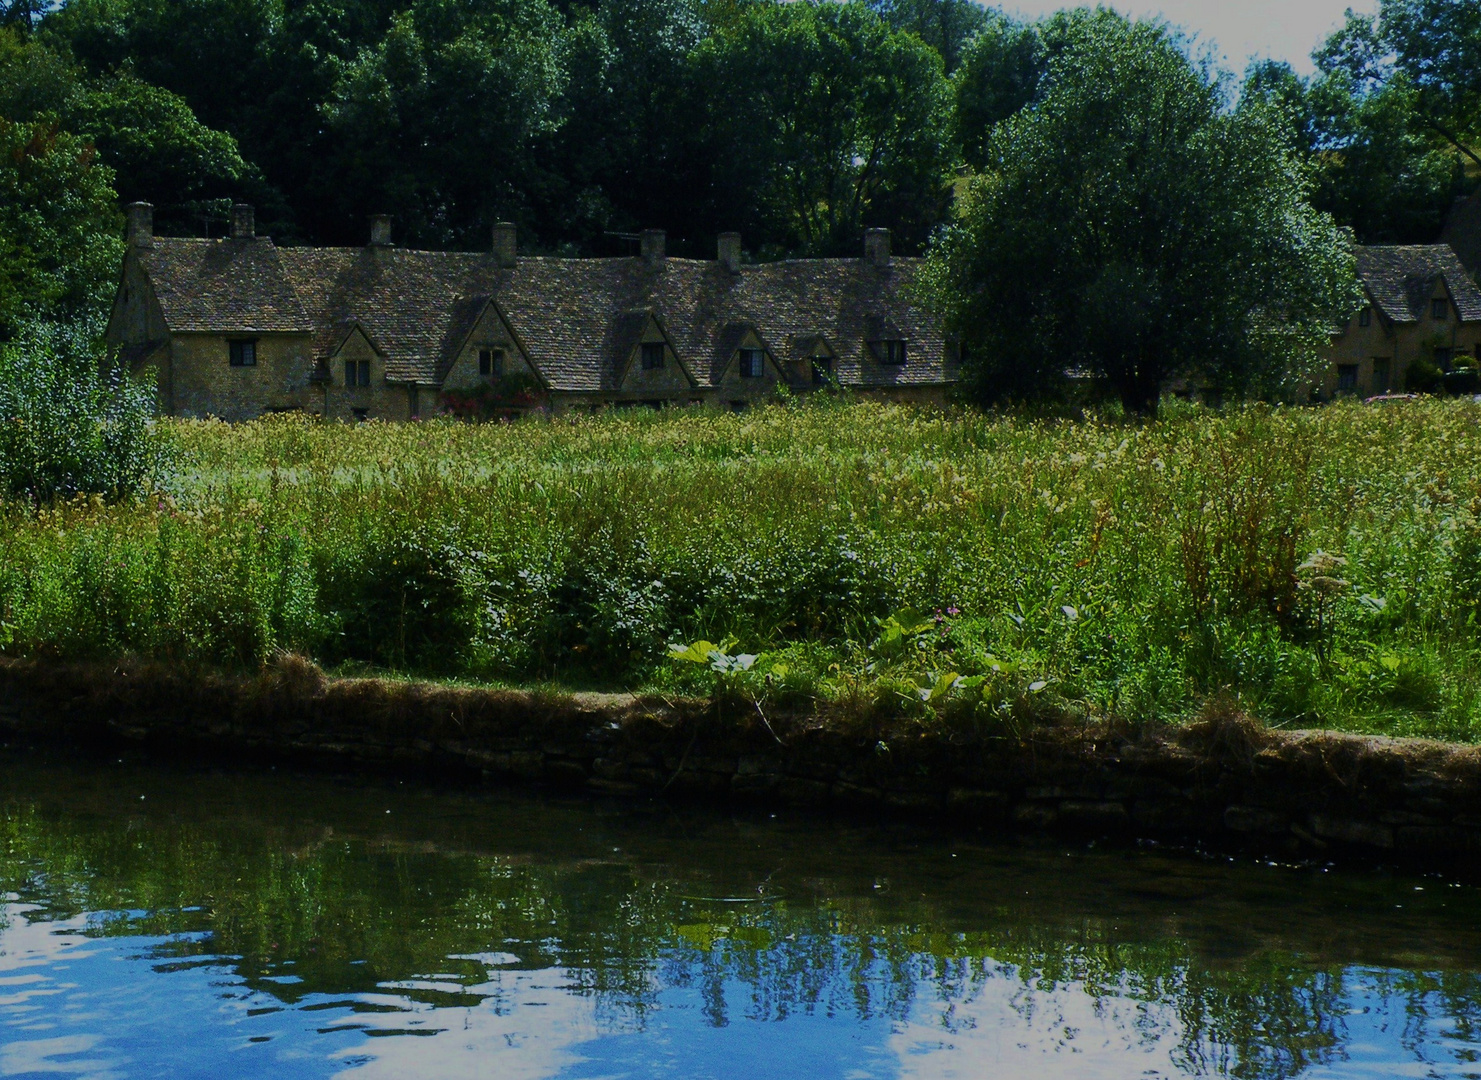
[
  {"xmin": 920, "ymin": 13, "xmax": 1358, "ymax": 415},
  {"xmin": 1, "ymin": 0, "xmax": 1468, "ymax": 258}
]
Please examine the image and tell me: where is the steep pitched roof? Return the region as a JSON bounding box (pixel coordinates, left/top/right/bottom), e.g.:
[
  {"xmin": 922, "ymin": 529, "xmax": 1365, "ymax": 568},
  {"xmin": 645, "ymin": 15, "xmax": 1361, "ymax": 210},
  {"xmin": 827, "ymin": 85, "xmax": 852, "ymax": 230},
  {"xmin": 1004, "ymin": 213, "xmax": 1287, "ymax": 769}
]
[
  {"xmin": 135, "ymin": 238, "xmax": 312, "ymax": 333},
  {"xmin": 1356, "ymin": 245, "xmax": 1481, "ymax": 324},
  {"xmin": 136, "ymin": 237, "xmax": 952, "ymax": 391}
]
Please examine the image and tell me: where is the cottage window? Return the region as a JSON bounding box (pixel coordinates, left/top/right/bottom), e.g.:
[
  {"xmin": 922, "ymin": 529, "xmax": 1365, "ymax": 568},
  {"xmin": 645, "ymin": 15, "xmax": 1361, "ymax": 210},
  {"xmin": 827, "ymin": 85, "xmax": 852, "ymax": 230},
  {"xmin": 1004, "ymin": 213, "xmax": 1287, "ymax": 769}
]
[
  {"xmin": 479, "ymin": 348, "xmax": 504, "ymax": 377},
  {"xmin": 1337, "ymin": 364, "xmax": 1358, "ymax": 393},
  {"xmin": 344, "ymin": 359, "xmax": 371, "ymax": 387},
  {"xmin": 879, "ymin": 340, "xmax": 907, "ymax": 365},
  {"xmin": 1433, "ymin": 298, "xmax": 1450, "ymax": 320},
  {"xmin": 811, "ymin": 357, "xmax": 833, "ymax": 386},
  {"xmin": 738, "ymin": 348, "xmax": 764, "ymax": 378},
  {"xmin": 641, "ymin": 342, "xmax": 665, "ymax": 370},
  {"xmin": 1372, "ymin": 359, "xmax": 1391, "ymax": 394},
  {"xmin": 229, "ymin": 340, "xmax": 257, "ymax": 367},
  {"xmin": 1358, "ymin": 307, "xmax": 1372, "ymax": 328}
]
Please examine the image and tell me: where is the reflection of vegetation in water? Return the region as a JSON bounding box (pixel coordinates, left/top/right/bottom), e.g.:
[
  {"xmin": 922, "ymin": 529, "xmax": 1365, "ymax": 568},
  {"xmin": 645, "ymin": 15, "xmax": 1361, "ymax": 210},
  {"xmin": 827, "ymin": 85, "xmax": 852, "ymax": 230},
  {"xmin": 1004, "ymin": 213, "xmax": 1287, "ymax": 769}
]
[{"xmin": 1, "ymin": 768, "xmax": 1479, "ymax": 1080}]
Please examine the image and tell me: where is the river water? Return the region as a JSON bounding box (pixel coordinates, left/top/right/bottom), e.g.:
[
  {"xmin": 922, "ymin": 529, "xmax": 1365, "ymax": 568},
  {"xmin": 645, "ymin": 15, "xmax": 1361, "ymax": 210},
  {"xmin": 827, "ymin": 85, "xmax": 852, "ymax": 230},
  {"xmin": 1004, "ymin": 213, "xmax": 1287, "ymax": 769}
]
[{"xmin": 0, "ymin": 747, "xmax": 1478, "ymax": 1080}]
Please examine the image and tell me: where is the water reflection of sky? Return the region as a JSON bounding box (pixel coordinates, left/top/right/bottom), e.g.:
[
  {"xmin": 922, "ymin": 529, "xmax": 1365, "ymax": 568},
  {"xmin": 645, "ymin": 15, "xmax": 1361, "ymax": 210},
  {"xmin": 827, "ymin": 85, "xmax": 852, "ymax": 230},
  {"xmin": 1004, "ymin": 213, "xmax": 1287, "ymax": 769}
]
[{"xmin": 3, "ymin": 904, "xmax": 1478, "ymax": 1080}]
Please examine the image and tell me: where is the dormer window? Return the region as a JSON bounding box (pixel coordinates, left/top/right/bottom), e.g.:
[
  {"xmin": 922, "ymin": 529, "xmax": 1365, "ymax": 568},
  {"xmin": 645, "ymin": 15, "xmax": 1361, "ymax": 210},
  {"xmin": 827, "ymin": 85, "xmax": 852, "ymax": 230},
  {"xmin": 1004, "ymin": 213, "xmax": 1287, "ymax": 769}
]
[
  {"xmin": 641, "ymin": 342, "xmax": 665, "ymax": 370},
  {"xmin": 811, "ymin": 357, "xmax": 833, "ymax": 385},
  {"xmin": 229, "ymin": 339, "xmax": 257, "ymax": 367},
  {"xmin": 738, "ymin": 348, "xmax": 764, "ymax": 378},
  {"xmin": 1433, "ymin": 298, "xmax": 1450, "ymax": 320},
  {"xmin": 879, "ymin": 340, "xmax": 907, "ymax": 365},
  {"xmin": 344, "ymin": 359, "xmax": 371, "ymax": 387},
  {"xmin": 479, "ymin": 347, "xmax": 504, "ymax": 377},
  {"xmin": 1358, "ymin": 307, "xmax": 1371, "ymax": 327}
]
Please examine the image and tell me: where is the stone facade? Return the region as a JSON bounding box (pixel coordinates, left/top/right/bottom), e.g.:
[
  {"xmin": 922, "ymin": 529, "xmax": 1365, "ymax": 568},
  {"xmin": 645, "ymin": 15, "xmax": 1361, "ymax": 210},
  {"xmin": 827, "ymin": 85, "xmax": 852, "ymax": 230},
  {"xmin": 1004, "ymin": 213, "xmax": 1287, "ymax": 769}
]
[
  {"xmin": 106, "ymin": 203, "xmax": 955, "ymax": 421},
  {"xmin": 1322, "ymin": 244, "xmax": 1481, "ymax": 398}
]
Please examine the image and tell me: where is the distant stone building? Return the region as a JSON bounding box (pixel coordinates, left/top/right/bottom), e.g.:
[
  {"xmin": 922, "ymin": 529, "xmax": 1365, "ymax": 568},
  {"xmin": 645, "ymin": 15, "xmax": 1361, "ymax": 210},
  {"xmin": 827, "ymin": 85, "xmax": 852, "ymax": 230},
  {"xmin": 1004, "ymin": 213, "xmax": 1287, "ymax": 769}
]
[
  {"xmin": 106, "ymin": 203, "xmax": 956, "ymax": 421},
  {"xmin": 1322, "ymin": 244, "xmax": 1481, "ymax": 397}
]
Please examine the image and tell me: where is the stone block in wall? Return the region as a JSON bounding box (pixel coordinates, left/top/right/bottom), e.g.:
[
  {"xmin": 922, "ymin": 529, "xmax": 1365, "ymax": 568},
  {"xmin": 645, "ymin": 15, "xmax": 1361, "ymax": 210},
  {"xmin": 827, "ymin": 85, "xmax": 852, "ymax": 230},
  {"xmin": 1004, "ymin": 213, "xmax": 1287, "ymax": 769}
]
[
  {"xmin": 831, "ymin": 782, "xmax": 883, "ymax": 807},
  {"xmin": 1058, "ymin": 801, "xmax": 1130, "ymax": 832},
  {"xmin": 731, "ymin": 772, "xmax": 780, "ymax": 798},
  {"xmin": 544, "ymin": 759, "xmax": 590, "ymax": 786},
  {"xmin": 1308, "ymin": 814, "xmax": 1394, "ymax": 849},
  {"xmin": 1395, "ymin": 825, "xmax": 1481, "ymax": 855},
  {"xmin": 1224, "ymin": 805, "xmax": 1289, "ymax": 834},
  {"xmin": 1014, "ymin": 802, "xmax": 1059, "ymax": 829},
  {"xmin": 776, "ymin": 777, "xmax": 832, "ymax": 806},
  {"xmin": 946, "ymin": 789, "xmax": 1011, "ymax": 821}
]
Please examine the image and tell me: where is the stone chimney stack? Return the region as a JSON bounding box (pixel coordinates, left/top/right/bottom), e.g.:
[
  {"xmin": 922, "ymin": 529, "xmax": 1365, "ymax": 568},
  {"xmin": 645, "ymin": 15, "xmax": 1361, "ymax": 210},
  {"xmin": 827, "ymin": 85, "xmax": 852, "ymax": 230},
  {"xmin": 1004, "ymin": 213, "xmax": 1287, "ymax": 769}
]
[
  {"xmin": 717, "ymin": 232, "xmax": 742, "ymax": 274},
  {"xmin": 230, "ymin": 203, "xmax": 255, "ymax": 239},
  {"xmin": 126, "ymin": 202, "xmax": 153, "ymax": 248},
  {"xmin": 640, "ymin": 229, "xmax": 666, "ymax": 265},
  {"xmin": 864, "ymin": 228, "xmax": 891, "ymax": 268},
  {"xmin": 492, "ymin": 222, "xmax": 517, "ymax": 268},
  {"xmin": 369, "ymin": 214, "xmax": 393, "ymax": 247}
]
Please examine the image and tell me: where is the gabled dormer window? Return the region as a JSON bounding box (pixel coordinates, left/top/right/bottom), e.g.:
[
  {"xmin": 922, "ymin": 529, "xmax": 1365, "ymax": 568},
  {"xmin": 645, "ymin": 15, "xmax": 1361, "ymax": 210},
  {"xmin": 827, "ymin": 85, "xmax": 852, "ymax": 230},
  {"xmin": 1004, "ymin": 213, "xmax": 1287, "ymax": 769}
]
[
  {"xmin": 344, "ymin": 359, "xmax": 371, "ymax": 387},
  {"xmin": 229, "ymin": 339, "xmax": 257, "ymax": 367},
  {"xmin": 738, "ymin": 348, "xmax": 764, "ymax": 378},
  {"xmin": 1358, "ymin": 307, "xmax": 1371, "ymax": 327},
  {"xmin": 479, "ymin": 347, "xmax": 504, "ymax": 377},
  {"xmin": 1433, "ymin": 298, "xmax": 1450, "ymax": 320},
  {"xmin": 641, "ymin": 342, "xmax": 665, "ymax": 370},
  {"xmin": 811, "ymin": 357, "xmax": 833, "ymax": 385}
]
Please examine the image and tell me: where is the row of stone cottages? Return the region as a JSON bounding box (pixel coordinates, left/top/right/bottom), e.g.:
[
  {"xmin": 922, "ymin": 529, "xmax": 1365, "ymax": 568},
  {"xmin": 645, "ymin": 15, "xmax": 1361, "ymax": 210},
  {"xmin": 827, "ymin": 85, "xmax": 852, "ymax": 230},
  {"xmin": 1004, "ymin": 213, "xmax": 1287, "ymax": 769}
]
[{"xmin": 105, "ymin": 202, "xmax": 1481, "ymax": 420}]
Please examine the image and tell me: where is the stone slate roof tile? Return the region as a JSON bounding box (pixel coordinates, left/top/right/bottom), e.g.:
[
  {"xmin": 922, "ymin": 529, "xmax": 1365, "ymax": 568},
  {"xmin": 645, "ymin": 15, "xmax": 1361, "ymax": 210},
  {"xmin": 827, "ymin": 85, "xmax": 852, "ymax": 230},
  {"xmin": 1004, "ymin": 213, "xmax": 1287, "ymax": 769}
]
[
  {"xmin": 138, "ymin": 238, "xmax": 312, "ymax": 333},
  {"xmin": 140, "ymin": 238, "xmax": 952, "ymax": 391},
  {"xmin": 1357, "ymin": 245, "xmax": 1481, "ymax": 324}
]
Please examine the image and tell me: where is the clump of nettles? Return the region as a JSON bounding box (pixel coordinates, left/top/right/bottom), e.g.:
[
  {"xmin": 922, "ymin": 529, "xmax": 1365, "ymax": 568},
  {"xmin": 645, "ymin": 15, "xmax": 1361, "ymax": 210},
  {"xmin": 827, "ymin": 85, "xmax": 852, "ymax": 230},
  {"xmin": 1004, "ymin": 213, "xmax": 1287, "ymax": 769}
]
[{"xmin": 0, "ymin": 321, "xmax": 165, "ymax": 502}]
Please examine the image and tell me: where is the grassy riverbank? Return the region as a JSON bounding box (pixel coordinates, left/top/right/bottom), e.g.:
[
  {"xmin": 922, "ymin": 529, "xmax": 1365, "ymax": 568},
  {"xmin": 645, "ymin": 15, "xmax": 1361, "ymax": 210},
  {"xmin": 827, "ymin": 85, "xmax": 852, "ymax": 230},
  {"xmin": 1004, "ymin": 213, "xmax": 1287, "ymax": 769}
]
[{"xmin": 2, "ymin": 399, "xmax": 1479, "ymax": 741}]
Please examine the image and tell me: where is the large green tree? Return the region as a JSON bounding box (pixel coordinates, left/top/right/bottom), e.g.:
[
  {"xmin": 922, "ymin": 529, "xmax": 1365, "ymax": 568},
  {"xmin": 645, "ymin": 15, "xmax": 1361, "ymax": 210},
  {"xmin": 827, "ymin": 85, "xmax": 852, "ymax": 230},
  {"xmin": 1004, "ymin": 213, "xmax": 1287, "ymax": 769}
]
[
  {"xmin": 1316, "ymin": 0, "xmax": 1481, "ymax": 169},
  {"xmin": 1244, "ymin": 59, "xmax": 1462, "ymax": 244},
  {"xmin": 693, "ymin": 0, "xmax": 951, "ymax": 255},
  {"xmin": 921, "ymin": 12, "xmax": 1356, "ymax": 415},
  {"xmin": 0, "ymin": 28, "xmax": 250, "ymax": 231},
  {"xmin": 318, "ymin": 0, "xmax": 566, "ymax": 248},
  {"xmin": 0, "ymin": 116, "xmax": 121, "ymax": 338}
]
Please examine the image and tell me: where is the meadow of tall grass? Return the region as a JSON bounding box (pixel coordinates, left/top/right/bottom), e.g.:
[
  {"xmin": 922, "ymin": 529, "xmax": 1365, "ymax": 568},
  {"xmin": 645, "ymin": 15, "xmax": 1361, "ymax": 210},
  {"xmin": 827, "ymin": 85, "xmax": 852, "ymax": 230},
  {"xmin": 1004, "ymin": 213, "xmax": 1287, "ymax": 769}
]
[{"xmin": 3, "ymin": 398, "xmax": 1480, "ymax": 740}]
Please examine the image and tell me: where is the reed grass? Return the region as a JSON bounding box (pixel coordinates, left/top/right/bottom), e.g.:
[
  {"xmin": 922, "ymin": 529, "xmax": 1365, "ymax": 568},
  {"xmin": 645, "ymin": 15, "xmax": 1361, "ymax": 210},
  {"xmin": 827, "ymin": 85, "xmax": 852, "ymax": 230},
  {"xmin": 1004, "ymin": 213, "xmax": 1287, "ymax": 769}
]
[{"xmin": 3, "ymin": 397, "xmax": 1479, "ymax": 740}]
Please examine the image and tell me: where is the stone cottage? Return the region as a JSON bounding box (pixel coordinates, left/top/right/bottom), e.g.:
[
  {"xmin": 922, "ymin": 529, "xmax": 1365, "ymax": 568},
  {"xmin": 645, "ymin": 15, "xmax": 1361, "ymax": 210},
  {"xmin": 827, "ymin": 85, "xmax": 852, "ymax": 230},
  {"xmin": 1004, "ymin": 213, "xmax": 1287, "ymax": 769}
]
[
  {"xmin": 106, "ymin": 203, "xmax": 955, "ymax": 421},
  {"xmin": 1323, "ymin": 244, "xmax": 1481, "ymax": 397}
]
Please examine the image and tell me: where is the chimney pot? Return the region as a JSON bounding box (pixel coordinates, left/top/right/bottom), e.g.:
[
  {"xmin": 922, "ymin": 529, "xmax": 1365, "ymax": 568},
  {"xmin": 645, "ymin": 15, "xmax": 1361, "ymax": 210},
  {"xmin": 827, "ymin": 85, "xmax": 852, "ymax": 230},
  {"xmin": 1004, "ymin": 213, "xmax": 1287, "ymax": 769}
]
[
  {"xmin": 126, "ymin": 202, "xmax": 153, "ymax": 248},
  {"xmin": 640, "ymin": 228, "xmax": 666, "ymax": 265},
  {"xmin": 369, "ymin": 214, "xmax": 393, "ymax": 247},
  {"xmin": 717, "ymin": 232, "xmax": 742, "ymax": 274},
  {"xmin": 864, "ymin": 228, "xmax": 891, "ymax": 268},
  {"xmin": 230, "ymin": 203, "xmax": 255, "ymax": 239},
  {"xmin": 492, "ymin": 221, "xmax": 518, "ymax": 268}
]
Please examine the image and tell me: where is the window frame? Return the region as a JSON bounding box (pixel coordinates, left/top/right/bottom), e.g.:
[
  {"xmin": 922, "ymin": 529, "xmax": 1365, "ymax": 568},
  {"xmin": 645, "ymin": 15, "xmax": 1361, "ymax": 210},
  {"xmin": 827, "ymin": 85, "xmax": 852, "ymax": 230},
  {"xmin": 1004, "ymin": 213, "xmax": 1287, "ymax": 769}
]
[
  {"xmin": 878, "ymin": 339, "xmax": 907, "ymax": 366},
  {"xmin": 1358, "ymin": 307, "xmax": 1372, "ymax": 328},
  {"xmin": 343, "ymin": 359, "xmax": 372, "ymax": 387},
  {"xmin": 640, "ymin": 342, "xmax": 665, "ymax": 370},
  {"xmin": 1433, "ymin": 298, "xmax": 1450, "ymax": 321},
  {"xmin": 738, "ymin": 348, "xmax": 764, "ymax": 379},
  {"xmin": 811, "ymin": 356, "xmax": 833, "ymax": 386},
  {"xmin": 478, "ymin": 347, "xmax": 505, "ymax": 378},
  {"xmin": 228, "ymin": 339, "xmax": 258, "ymax": 367},
  {"xmin": 1336, "ymin": 363, "xmax": 1359, "ymax": 393}
]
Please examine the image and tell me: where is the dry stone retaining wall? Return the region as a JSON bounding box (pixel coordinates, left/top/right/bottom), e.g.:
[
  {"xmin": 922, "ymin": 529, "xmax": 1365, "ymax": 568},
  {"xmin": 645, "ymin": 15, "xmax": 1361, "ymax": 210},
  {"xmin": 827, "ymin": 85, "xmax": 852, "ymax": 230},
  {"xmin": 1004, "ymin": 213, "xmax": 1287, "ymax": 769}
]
[{"xmin": 2, "ymin": 658, "xmax": 1479, "ymax": 874}]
